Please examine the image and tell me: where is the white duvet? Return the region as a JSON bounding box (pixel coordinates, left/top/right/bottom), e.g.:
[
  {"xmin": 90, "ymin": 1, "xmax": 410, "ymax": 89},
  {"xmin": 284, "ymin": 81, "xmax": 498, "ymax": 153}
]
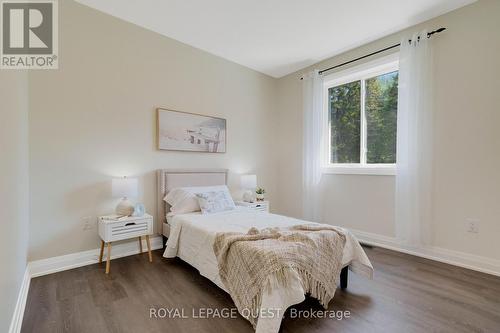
[{"xmin": 163, "ymin": 208, "xmax": 373, "ymax": 333}]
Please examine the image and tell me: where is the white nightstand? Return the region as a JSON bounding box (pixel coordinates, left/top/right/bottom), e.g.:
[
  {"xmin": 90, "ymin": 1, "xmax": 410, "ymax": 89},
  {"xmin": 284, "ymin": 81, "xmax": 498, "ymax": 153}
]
[
  {"xmin": 235, "ymin": 200, "xmax": 270, "ymax": 212},
  {"xmin": 98, "ymin": 213, "xmax": 154, "ymax": 274}
]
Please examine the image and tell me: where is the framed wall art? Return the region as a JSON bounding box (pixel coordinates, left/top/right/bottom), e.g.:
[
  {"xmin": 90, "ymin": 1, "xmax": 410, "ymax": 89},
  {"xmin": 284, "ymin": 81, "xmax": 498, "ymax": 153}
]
[{"xmin": 157, "ymin": 108, "xmax": 226, "ymax": 153}]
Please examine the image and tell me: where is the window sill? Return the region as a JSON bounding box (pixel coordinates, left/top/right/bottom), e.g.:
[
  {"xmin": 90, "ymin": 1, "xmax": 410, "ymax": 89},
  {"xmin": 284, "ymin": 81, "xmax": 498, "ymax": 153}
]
[{"xmin": 322, "ymin": 165, "xmax": 396, "ymax": 176}]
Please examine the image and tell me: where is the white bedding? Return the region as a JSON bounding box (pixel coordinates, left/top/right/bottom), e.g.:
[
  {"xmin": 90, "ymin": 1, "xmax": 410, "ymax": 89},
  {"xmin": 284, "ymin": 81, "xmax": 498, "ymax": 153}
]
[{"xmin": 163, "ymin": 208, "xmax": 373, "ymax": 333}]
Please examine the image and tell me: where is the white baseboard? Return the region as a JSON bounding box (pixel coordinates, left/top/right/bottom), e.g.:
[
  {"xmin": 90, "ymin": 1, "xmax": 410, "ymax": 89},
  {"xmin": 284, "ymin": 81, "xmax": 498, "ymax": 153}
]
[
  {"xmin": 351, "ymin": 229, "xmax": 500, "ymax": 277},
  {"xmin": 30, "ymin": 235, "xmax": 164, "ymax": 278},
  {"xmin": 8, "ymin": 265, "xmax": 31, "ymax": 333}
]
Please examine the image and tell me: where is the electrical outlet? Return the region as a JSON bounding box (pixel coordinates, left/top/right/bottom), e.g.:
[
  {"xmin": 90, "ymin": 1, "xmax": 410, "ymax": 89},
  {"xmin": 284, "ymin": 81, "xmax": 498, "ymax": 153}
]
[
  {"xmin": 82, "ymin": 216, "xmax": 93, "ymax": 231},
  {"xmin": 466, "ymin": 218, "xmax": 479, "ymax": 233}
]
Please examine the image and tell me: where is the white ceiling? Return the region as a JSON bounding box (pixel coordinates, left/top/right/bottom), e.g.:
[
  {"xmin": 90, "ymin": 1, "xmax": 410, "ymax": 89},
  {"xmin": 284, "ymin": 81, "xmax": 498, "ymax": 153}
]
[{"xmin": 76, "ymin": 0, "xmax": 475, "ymax": 78}]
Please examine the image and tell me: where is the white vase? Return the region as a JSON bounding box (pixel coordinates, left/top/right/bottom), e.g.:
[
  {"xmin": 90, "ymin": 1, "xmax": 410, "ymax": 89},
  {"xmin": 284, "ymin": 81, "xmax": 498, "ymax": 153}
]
[{"xmin": 256, "ymin": 193, "xmax": 265, "ymax": 201}]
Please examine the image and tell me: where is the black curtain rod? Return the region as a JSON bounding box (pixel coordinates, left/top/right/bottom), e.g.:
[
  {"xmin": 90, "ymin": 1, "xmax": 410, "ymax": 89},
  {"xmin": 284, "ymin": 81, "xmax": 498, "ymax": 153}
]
[{"xmin": 300, "ymin": 27, "xmax": 446, "ymax": 80}]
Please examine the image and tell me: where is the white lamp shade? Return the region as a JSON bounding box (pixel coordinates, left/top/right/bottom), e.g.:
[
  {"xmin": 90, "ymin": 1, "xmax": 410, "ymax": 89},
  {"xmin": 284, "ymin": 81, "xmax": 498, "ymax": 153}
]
[
  {"xmin": 112, "ymin": 177, "xmax": 138, "ymax": 198},
  {"xmin": 240, "ymin": 174, "xmax": 257, "ymax": 189}
]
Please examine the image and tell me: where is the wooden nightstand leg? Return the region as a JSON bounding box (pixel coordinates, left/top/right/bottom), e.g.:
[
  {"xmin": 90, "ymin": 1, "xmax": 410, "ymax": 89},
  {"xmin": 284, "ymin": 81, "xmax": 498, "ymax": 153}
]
[
  {"xmin": 138, "ymin": 236, "xmax": 143, "ymax": 253},
  {"xmin": 146, "ymin": 235, "xmax": 152, "ymax": 262},
  {"xmin": 99, "ymin": 240, "xmax": 104, "ymax": 263},
  {"xmin": 106, "ymin": 242, "xmax": 112, "ymax": 274}
]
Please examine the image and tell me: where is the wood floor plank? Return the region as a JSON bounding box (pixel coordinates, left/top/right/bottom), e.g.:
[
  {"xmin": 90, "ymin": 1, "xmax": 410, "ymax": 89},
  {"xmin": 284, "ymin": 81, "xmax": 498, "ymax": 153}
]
[{"xmin": 21, "ymin": 246, "xmax": 500, "ymax": 333}]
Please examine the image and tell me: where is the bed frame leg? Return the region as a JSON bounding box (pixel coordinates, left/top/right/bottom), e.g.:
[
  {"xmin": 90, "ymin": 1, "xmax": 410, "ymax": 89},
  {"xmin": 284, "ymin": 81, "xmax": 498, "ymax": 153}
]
[
  {"xmin": 340, "ymin": 266, "xmax": 348, "ymax": 289},
  {"xmin": 162, "ymin": 236, "xmax": 168, "ymax": 249}
]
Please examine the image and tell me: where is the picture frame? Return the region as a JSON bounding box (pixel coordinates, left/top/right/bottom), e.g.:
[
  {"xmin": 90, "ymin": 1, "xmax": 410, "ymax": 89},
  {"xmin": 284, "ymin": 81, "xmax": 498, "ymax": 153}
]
[{"xmin": 157, "ymin": 108, "xmax": 227, "ymax": 153}]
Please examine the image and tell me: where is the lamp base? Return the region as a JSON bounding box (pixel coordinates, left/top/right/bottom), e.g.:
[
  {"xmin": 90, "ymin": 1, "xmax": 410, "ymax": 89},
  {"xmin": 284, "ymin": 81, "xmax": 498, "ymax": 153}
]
[
  {"xmin": 242, "ymin": 190, "xmax": 255, "ymax": 203},
  {"xmin": 116, "ymin": 198, "xmax": 134, "ymax": 216}
]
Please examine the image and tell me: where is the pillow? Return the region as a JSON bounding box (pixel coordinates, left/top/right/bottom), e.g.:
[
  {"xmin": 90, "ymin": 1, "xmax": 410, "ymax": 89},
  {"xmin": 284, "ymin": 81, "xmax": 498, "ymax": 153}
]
[
  {"xmin": 164, "ymin": 185, "xmax": 233, "ymax": 215},
  {"xmin": 195, "ymin": 190, "xmax": 236, "ymax": 214},
  {"xmin": 164, "ymin": 188, "xmax": 199, "ymax": 214}
]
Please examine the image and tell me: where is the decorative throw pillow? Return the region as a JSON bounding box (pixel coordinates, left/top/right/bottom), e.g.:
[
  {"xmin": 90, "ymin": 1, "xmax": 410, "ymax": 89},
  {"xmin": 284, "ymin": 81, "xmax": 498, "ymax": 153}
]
[{"xmin": 196, "ymin": 191, "xmax": 236, "ymax": 214}]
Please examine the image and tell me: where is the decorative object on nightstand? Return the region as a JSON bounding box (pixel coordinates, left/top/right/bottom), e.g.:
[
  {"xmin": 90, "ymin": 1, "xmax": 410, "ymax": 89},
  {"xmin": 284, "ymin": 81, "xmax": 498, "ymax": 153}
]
[
  {"xmin": 132, "ymin": 203, "xmax": 145, "ymax": 217},
  {"xmin": 255, "ymin": 187, "xmax": 266, "ymax": 201},
  {"xmin": 98, "ymin": 213, "xmax": 153, "ymax": 274},
  {"xmin": 112, "ymin": 177, "xmax": 138, "ymax": 216},
  {"xmin": 236, "ymin": 200, "xmax": 269, "ymax": 212},
  {"xmin": 240, "ymin": 174, "xmax": 257, "ymax": 203}
]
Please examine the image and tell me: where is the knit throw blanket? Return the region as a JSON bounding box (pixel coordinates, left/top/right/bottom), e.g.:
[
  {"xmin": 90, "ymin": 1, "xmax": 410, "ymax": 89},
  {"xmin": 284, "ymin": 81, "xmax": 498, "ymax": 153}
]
[{"xmin": 213, "ymin": 224, "xmax": 346, "ymax": 327}]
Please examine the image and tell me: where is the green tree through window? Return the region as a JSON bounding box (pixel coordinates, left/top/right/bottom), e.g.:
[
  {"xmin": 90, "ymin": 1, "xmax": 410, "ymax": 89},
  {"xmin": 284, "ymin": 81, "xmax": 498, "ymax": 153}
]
[
  {"xmin": 366, "ymin": 71, "xmax": 398, "ymax": 163},
  {"xmin": 328, "ymin": 70, "xmax": 398, "ymax": 165},
  {"xmin": 329, "ymin": 81, "xmax": 361, "ymax": 163}
]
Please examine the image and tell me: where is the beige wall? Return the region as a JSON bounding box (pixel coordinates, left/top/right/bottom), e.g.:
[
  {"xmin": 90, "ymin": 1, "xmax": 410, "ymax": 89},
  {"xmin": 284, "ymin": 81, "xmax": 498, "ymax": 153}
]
[
  {"xmin": 28, "ymin": 0, "xmax": 278, "ymax": 260},
  {"xmin": 26, "ymin": 0, "xmax": 500, "ymax": 266},
  {"xmin": 0, "ymin": 70, "xmax": 29, "ymax": 331},
  {"xmin": 274, "ymin": 0, "xmax": 500, "ymax": 260}
]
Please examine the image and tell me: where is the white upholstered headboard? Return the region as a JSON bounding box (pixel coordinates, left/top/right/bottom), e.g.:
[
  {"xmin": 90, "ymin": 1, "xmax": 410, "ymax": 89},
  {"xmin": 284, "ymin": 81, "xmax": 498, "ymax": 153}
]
[{"xmin": 156, "ymin": 168, "xmax": 228, "ymax": 233}]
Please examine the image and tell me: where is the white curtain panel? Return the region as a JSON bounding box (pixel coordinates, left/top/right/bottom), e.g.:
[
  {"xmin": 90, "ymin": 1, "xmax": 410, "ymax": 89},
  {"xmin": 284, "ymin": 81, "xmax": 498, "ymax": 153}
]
[
  {"xmin": 395, "ymin": 31, "xmax": 434, "ymax": 246},
  {"xmin": 302, "ymin": 70, "xmax": 324, "ymax": 222}
]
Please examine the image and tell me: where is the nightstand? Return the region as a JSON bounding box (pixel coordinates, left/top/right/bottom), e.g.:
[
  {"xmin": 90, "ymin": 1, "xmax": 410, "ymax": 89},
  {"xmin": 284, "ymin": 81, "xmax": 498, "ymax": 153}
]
[
  {"xmin": 98, "ymin": 213, "xmax": 153, "ymax": 274},
  {"xmin": 235, "ymin": 200, "xmax": 270, "ymax": 212}
]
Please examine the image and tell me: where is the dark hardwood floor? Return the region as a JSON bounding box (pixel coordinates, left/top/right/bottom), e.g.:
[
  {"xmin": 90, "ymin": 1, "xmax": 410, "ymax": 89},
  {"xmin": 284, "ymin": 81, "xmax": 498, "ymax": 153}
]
[{"xmin": 21, "ymin": 246, "xmax": 500, "ymax": 333}]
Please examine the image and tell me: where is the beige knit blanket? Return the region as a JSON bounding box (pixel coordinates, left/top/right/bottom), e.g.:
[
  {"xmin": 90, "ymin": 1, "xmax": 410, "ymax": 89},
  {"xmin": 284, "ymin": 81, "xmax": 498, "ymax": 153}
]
[{"xmin": 213, "ymin": 224, "xmax": 346, "ymax": 327}]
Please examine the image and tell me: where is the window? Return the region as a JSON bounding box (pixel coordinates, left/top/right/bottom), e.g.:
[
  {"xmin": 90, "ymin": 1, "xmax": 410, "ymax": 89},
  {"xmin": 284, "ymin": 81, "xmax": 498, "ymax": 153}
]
[{"xmin": 324, "ymin": 54, "xmax": 398, "ymax": 175}]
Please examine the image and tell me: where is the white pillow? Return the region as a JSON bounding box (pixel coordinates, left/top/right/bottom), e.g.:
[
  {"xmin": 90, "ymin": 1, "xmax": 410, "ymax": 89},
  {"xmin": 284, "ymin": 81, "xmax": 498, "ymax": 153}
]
[
  {"xmin": 164, "ymin": 185, "xmax": 232, "ymax": 215},
  {"xmin": 196, "ymin": 191, "xmax": 236, "ymax": 214}
]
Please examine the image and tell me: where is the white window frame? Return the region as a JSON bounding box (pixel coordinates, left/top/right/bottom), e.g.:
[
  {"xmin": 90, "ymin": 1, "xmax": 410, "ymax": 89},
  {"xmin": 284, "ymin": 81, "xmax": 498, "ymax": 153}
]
[{"xmin": 322, "ymin": 53, "xmax": 399, "ymax": 176}]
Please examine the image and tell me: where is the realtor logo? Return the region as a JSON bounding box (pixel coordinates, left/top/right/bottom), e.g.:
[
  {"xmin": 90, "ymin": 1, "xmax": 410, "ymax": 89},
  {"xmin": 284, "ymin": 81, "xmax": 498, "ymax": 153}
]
[{"xmin": 1, "ymin": 0, "xmax": 58, "ymax": 69}]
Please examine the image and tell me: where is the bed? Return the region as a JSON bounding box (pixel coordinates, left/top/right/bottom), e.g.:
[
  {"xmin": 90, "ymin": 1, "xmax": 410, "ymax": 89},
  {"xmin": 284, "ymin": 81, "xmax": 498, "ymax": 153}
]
[{"xmin": 157, "ymin": 169, "xmax": 373, "ymax": 333}]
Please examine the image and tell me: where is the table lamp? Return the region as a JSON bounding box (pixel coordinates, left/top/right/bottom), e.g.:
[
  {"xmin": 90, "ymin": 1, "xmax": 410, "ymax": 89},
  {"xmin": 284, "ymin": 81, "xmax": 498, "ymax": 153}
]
[
  {"xmin": 240, "ymin": 174, "xmax": 257, "ymax": 203},
  {"xmin": 112, "ymin": 177, "xmax": 138, "ymax": 216}
]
